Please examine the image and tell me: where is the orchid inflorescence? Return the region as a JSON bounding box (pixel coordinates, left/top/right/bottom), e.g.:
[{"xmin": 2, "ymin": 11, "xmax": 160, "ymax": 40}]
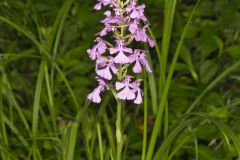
[{"xmin": 87, "ymin": 0, "xmax": 154, "ymax": 104}]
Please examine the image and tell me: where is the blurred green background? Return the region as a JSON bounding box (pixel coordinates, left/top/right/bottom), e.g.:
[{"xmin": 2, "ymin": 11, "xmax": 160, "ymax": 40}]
[{"xmin": 0, "ymin": 0, "xmax": 240, "ymax": 159}]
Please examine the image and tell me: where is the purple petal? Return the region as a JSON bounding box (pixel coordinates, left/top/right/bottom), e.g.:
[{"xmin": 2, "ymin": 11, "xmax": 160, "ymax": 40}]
[
  {"xmin": 96, "ymin": 57, "xmax": 106, "ymax": 65},
  {"xmin": 97, "ymin": 78, "xmax": 107, "ymax": 88},
  {"xmin": 98, "ymin": 26, "xmax": 111, "ymax": 36},
  {"xmin": 126, "ymin": 6, "xmax": 133, "ymax": 13},
  {"xmin": 135, "ymin": 30, "xmax": 147, "ymax": 42},
  {"xmin": 134, "ymin": 89, "xmax": 143, "ymax": 104},
  {"xmin": 117, "ymin": 86, "xmax": 136, "ymax": 100},
  {"xmin": 96, "ymin": 67, "xmax": 112, "ymax": 80},
  {"xmin": 97, "ymin": 42, "xmax": 107, "ymax": 54},
  {"xmin": 145, "ymin": 61, "xmax": 152, "ymax": 72},
  {"xmin": 94, "ymin": 3, "xmax": 102, "ymax": 10},
  {"xmin": 116, "ymin": 82, "xmax": 125, "ymax": 90},
  {"xmin": 110, "ymin": 65, "xmax": 118, "ymax": 74},
  {"xmin": 130, "ymin": 10, "xmax": 139, "ymax": 19},
  {"xmin": 104, "ymin": 10, "xmax": 111, "ymax": 16},
  {"xmin": 113, "ymin": 51, "xmax": 130, "ymax": 64},
  {"xmin": 139, "ymin": 54, "xmax": 152, "ymax": 73},
  {"xmin": 133, "ymin": 60, "xmax": 142, "ymax": 73},
  {"xmin": 123, "ymin": 48, "xmax": 133, "ymax": 53},
  {"xmin": 88, "ymin": 89, "xmax": 101, "ymax": 103},
  {"xmin": 147, "ymin": 37, "xmax": 155, "ymax": 47},
  {"xmin": 109, "ymin": 48, "xmax": 119, "ymax": 54},
  {"xmin": 87, "ymin": 48, "xmax": 98, "ymax": 60},
  {"xmin": 129, "ymin": 22, "xmax": 138, "ymax": 33}
]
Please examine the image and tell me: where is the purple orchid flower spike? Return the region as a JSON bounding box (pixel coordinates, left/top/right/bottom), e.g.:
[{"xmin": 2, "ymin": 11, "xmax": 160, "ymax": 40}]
[
  {"xmin": 88, "ymin": 78, "xmax": 108, "ymax": 103},
  {"xmin": 129, "ymin": 49, "xmax": 152, "ymax": 73},
  {"xmin": 110, "ymin": 39, "xmax": 133, "ymax": 64},
  {"xmin": 88, "ymin": 0, "xmax": 154, "ymax": 104},
  {"xmin": 131, "ymin": 79, "xmax": 143, "ymax": 104},
  {"xmin": 87, "ymin": 37, "xmax": 107, "ymax": 60},
  {"xmin": 96, "ymin": 56, "xmax": 118, "ymax": 80},
  {"xmin": 116, "ymin": 76, "xmax": 136, "ymax": 100}
]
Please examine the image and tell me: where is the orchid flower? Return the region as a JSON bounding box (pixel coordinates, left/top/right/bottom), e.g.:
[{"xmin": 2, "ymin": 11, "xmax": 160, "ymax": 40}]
[{"xmin": 88, "ymin": 0, "xmax": 154, "ymax": 104}]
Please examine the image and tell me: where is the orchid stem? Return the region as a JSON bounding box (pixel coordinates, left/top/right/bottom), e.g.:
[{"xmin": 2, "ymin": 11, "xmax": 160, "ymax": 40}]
[{"xmin": 116, "ymin": 100, "xmax": 122, "ymax": 160}]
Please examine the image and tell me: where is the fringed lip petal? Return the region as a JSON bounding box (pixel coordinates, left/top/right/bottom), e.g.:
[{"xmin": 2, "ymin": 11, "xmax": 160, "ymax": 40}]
[{"xmin": 117, "ymin": 86, "xmax": 136, "ymax": 100}]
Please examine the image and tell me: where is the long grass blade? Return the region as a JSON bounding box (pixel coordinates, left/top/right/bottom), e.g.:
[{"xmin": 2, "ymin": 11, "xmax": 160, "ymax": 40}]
[
  {"xmin": 161, "ymin": 0, "xmax": 177, "ymax": 139},
  {"xmin": 32, "ymin": 61, "xmax": 46, "ymax": 159},
  {"xmin": 103, "ymin": 112, "xmax": 116, "ymax": 157},
  {"xmin": 161, "ymin": 0, "xmax": 177, "ymax": 71},
  {"xmin": 142, "ymin": 71, "xmax": 148, "ymax": 160},
  {"xmin": 97, "ymin": 123, "xmax": 104, "ymax": 160},
  {"xmin": 44, "ymin": 66, "xmax": 57, "ymax": 133},
  {"xmin": 66, "ymin": 103, "xmax": 89, "ymax": 160},
  {"xmin": 0, "ymin": 77, "xmax": 9, "ymax": 160}
]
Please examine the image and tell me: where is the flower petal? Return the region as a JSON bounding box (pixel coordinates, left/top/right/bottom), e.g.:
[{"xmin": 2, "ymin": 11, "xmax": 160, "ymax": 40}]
[
  {"xmin": 88, "ymin": 89, "xmax": 101, "ymax": 103},
  {"xmin": 145, "ymin": 61, "xmax": 152, "ymax": 73},
  {"xmin": 116, "ymin": 82, "xmax": 125, "ymax": 90},
  {"xmin": 130, "ymin": 10, "xmax": 139, "ymax": 19},
  {"xmin": 129, "ymin": 22, "xmax": 138, "ymax": 33},
  {"xmin": 110, "ymin": 65, "xmax": 118, "ymax": 74},
  {"xmin": 113, "ymin": 51, "xmax": 130, "ymax": 64},
  {"xmin": 109, "ymin": 48, "xmax": 119, "ymax": 54},
  {"xmin": 134, "ymin": 89, "xmax": 143, "ymax": 104},
  {"xmin": 94, "ymin": 3, "xmax": 102, "ymax": 10},
  {"xmin": 123, "ymin": 48, "xmax": 133, "ymax": 53},
  {"xmin": 133, "ymin": 60, "xmax": 142, "ymax": 73},
  {"xmin": 117, "ymin": 86, "xmax": 136, "ymax": 100},
  {"xmin": 147, "ymin": 37, "xmax": 155, "ymax": 48},
  {"xmin": 96, "ymin": 67, "xmax": 112, "ymax": 80}
]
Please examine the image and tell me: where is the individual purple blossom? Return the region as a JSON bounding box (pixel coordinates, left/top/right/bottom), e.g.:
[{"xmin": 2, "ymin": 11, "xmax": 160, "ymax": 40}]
[
  {"xmin": 87, "ymin": 37, "xmax": 107, "ymax": 60},
  {"xmin": 126, "ymin": 1, "xmax": 147, "ymax": 21},
  {"xmin": 96, "ymin": 56, "xmax": 118, "ymax": 80},
  {"xmin": 129, "ymin": 49, "xmax": 152, "ymax": 73},
  {"xmin": 115, "ymin": 76, "xmax": 136, "ymax": 100},
  {"xmin": 129, "ymin": 22, "xmax": 155, "ymax": 47},
  {"xmin": 110, "ymin": 39, "xmax": 133, "ymax": 64},
  {"xmin": 87, "ymin": 78, "xmax": 108, "ymax": 103},
  {"xmin": 94, "ymin": 0, "xmax": 113, "ymax": 10}
]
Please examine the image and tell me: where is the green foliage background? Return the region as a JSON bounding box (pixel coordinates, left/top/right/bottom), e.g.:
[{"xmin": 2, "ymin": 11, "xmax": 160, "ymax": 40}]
[{"xmin": 0, "ymin": 0, "xmax": 240, "ymax": 159}]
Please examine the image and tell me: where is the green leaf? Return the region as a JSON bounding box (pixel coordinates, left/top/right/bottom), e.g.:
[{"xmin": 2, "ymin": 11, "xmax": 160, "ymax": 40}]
[
  {"xmin": 180, "ymin": 45, "xmax": 198, "ymax": 81},
  {"xmin": 225, "ymin": 45, "xmax": 240, "ymax": 59},
  {"xmin": 200, "ymin": 60, "xmax": 219, "ymax": 84}
]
